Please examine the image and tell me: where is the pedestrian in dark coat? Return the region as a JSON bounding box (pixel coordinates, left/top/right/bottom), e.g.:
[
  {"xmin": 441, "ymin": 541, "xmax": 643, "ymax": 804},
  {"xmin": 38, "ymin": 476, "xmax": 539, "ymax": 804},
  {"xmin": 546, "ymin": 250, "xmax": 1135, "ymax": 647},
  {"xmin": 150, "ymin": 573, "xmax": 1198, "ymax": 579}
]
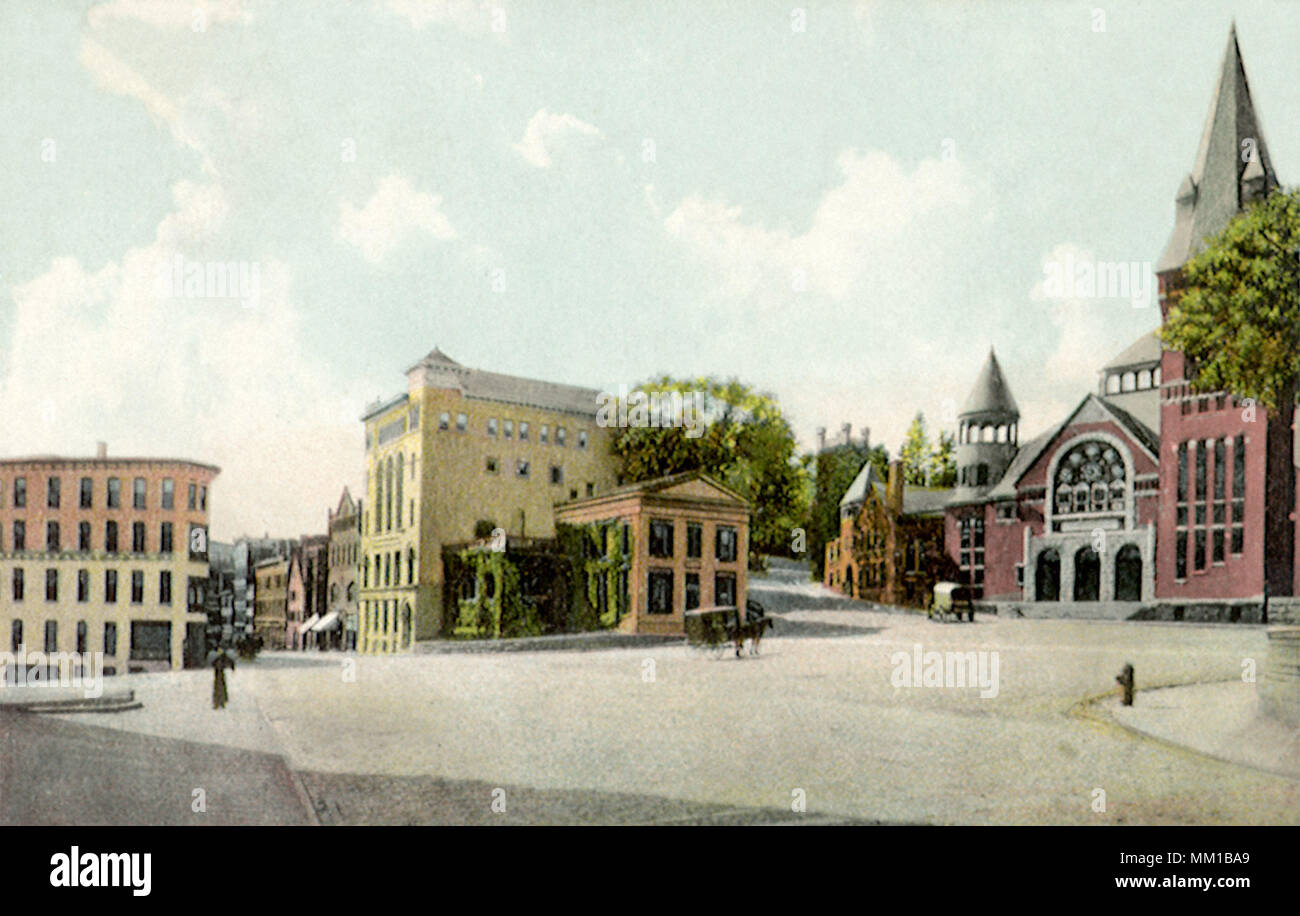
[{"xmin": 210, "ymin": 648, "xmax": 236, "ymax": 709}]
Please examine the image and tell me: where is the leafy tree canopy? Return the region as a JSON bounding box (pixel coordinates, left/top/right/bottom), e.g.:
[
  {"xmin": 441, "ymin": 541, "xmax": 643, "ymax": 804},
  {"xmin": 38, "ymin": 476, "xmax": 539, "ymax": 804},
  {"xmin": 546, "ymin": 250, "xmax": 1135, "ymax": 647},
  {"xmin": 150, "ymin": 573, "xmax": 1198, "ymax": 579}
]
[
  {"xmin": 1161, "ymin": 187, "xmax": 1300, "ymax": 411},
  {"xmin": 899, "ymin": 412, "xmax": 931, "ymax": 485},
  {"xmin": 608, "ymin": 376, "xmax": 809, "ymax": 559}
]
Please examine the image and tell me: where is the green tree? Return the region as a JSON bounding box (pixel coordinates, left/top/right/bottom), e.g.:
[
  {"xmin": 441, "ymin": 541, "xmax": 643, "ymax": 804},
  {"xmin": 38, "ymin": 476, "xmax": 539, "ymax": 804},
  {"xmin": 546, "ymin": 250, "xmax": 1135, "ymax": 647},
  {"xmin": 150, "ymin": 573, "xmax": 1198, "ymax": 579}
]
[
  {"xmin": 928, "ymin": 429, "xmax": 957, "ymax": 488},
  {"xmin": 608, "ymin": 376, "xmax": 809, "ymax": 562},
  {"xmin": 1160, "ymin": 187, "xmax": 1300, "ymax": 411},
  {"xmin": 899, "ymin": 413, "xmax": 931, "ymax": 485}
]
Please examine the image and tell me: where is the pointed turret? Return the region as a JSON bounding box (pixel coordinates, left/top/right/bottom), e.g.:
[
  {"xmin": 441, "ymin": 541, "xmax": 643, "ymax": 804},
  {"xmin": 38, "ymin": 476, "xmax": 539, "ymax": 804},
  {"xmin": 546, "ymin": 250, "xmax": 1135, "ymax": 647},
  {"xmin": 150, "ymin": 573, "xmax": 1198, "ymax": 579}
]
[
  {"xmin": 953, "ymin": 348, "xmax": 1020, "ymax": 499},
  {"xmin": 1157, "ymin": 25, "xmax": 1279, "ymax": 273},
  {"xmin": 961, "ymin": 349, "xmax": 1019, "ymax": 418}
]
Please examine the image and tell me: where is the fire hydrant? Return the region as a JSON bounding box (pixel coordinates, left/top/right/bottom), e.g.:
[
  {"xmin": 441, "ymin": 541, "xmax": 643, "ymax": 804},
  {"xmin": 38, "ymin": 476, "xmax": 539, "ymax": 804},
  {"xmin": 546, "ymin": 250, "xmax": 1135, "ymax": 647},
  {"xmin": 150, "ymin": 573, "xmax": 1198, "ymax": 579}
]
[{"xmin": 1116, "ymin": 663, "xmax": 1135, "ymax": 706}]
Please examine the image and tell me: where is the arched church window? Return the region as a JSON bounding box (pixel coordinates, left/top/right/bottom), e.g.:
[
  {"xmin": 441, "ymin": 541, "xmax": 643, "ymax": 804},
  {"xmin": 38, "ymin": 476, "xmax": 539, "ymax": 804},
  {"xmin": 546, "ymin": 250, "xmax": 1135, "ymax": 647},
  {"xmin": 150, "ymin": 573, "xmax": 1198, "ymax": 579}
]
[{"xmin": 1054, "ymin": 441, "xmax": 1126, "ymax": 516}]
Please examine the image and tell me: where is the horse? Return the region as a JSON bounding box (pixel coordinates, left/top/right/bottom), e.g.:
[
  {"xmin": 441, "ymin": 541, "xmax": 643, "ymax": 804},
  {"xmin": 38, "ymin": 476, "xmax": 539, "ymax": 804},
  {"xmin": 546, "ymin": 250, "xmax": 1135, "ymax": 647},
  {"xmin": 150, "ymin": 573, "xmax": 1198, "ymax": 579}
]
[{"xmin": 731, "ymin": 616, "xmax": 775, "ymax": 657}]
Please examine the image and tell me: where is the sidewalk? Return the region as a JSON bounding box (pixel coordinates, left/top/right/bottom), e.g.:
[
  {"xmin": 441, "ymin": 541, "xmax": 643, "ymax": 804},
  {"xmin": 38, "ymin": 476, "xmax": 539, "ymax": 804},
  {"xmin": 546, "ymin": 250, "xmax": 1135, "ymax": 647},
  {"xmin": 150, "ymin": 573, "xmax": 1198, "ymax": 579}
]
[{"xmin": 1102, "ymin": 681, "xmax": 1300, "ymax": 780}]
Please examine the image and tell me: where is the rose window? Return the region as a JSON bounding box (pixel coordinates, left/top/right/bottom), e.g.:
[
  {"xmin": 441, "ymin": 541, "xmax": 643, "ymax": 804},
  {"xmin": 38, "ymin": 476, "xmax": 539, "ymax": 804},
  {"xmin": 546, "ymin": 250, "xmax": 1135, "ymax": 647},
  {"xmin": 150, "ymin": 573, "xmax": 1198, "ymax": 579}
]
[{"xmin": 1054, "ymin": 441, "xmax": 1126, "ymax": 515}]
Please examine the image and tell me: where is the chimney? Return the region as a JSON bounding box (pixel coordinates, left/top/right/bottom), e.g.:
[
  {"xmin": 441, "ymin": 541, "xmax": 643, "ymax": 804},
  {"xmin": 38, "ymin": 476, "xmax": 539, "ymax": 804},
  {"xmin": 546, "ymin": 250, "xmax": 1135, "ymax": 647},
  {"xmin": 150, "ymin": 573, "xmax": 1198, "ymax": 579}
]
[
  {"xmin": 841, "ymin": 422, "xmax": 852, "ymax": 446},
  {"xmin": 96, "ymin": 442, "xmax": 107, "ymax": 459},
  {"xmin": 886, "ymin": 460, "xmax": 904, "ymax": 517},
  {"xmin": 816, "ymin": 427, "xmax": 827, "ymax": 452},
  {"xmin": 861, "ymin": 426, "xmax": 870, "ymax": 449}
]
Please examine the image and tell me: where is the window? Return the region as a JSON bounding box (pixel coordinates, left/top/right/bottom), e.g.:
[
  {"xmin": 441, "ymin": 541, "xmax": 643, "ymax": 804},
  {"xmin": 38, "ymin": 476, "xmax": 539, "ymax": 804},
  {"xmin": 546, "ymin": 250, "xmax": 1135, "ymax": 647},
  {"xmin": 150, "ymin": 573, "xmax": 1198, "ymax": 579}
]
[
  {"xmin": 160, "ymin": 522, "xmax": 173, "ymax": 554},
  {"xmin": 76, "ymin": 620, "xmax": 87, "ymax": 654},
  {"xmin": 162, "ymin": 478, "xmax": 174, "ymax": 509},
  {"xmin": 1176, "ymin": 530, "xmax": 1187, "ymax": 579},
  {"xmin": 188, "ymin": 483, "xmax": 196, "ymax": 509},
  {"xmin": 14, "ymin": 477, "xmax": 27, "ymax": 507},
  {"xmin": 44, "ymin": 620, "xmax": 57, "ymax": 653},
  {"xmin": 715, "ymin": 526, "xmax": 738, "ymax": 563},
  {"xmin": 131, "ymin": 571, "xmax": 144, "ymax": 603},
  {"xmin": 487, "ymin": 418, "xmax": 498, "ymax": 437},
  {"xmin": 1231, "ymin": 434, "xmax": 1245, "ymax": 554},
  {"xmin": 516, "ymin": 459, "xmax": 530, "ymax": 478},
  {"xmin": 556, "ymin": 426, "xmax": 566, "ymax": 447},
  {"xmin": 550, "ymin": 465, "xmax": 563, "ymax": 484},
  {"xmin": 649, "ymin": 520, "xmax": 674, "ymax": 558},
  {"xmin": 46, "ymin": 521, "xmax": 60, "ymax": 552},
  {"xmin": 200, "ymin": 486, "xmax": 206, "ymax": 511},
  {"xmin": 159, "ymin": 571, "xmax": 172, "ymax": 605},
  {"xmin": 47, "ymin": 477, "xmax": 60, "ymax": 508},
  {"xmin": 107, "ymin": 477, "xmax": 120, "ymax": 508},
  {"xmin": 519, "ymin": 421, "xmax": 529, "ymax": 441},
  {"xmin": 1053, "ymin": 441, "xmax": 1126, "ymax": 517},
  {"xmin": 11, "ymin": 620, "xmax": 22, "ymax": 651},
  {"xmin": 105, "ymin": 570, "xmax": 117, "ymax": 603},
  {"xmin": 684, "ymin": 573, "xmax": 701, "ymax": 611},
  {"xmin": 79, "ymin": 521, "xmax": 91, "ymax": 552},
  {"xmin": 540, "ymin": 424, "xmax": 549, "ymax": 444},
  {"xmin": 648, "ymin": 569, "xmax": 673, "ymax": 615},
  {"xmin": 486, "ymin": 456, "xmax": 498, "ymax": 474},
  {"xmin": 12, "ymin": 521, "xmax": 24, "ymax": 552},
  {"xmin": 585, "ymin": 482, "xmax": 594, "ymax": 497},
  {"xmin": 77, "ymin": 569, "xmax": 89, "ymax": 602},
  {"xmin": 46, "ymin": 568, "xmax": 58, "ymax": 602},
  {"xmin": 408, "ymin": 549, "xmax": 415, "ymax": 583},
  {"xmin": 438, "ymin": 411, "xmax": 450, "ymax": 430},
  {"xmin": 578, "ymin": 430, "xmax": 588, "ymax": 450},
  {"xmin": 456, "ymin": 412, "xmax": 467, "ymax": 432},
  {"xmin": 80, "ymin": 477, "xmax": 93, "ymax": 508},
  {"xmin": 12, "ymin": 568, "xmax": 24, "ymax": 602},
  {"xmin": 715, "ymin": 573, "xmax": 737, "ymax": 608},
  {"xmin": 569, "ymin": 488, "xmax": 578, "ymax": 500},
  {"xmin": 504, "ymin": 420, "xmax": 514, "ymax": 439},
  {"xmin": 687, "ymin": 522, "xmax": 703, "ymax": 559},
  {"xmin": 958, "ymin": 516, "xmax": 985, "ymax": 599},
  {"xmin": 133, "ymin": 477, "xmax": 146, "ymax": 509},
  {"xmin": 104, "ymin": 622, "xmax": 117, "ymax": 656},
  {"xmin": 106, "ymin": 521, "xmax": 118, "ymax": 553},
  {"xmin": 132, "ymin": 522, "xmax": 146, "ymax": 553}
]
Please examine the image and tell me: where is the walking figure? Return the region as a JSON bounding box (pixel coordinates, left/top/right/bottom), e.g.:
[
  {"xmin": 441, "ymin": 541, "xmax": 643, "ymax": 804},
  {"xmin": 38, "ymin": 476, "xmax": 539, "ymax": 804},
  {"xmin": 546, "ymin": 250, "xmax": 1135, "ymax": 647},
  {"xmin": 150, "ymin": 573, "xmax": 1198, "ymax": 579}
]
[{"xmin": 210, "ymin": 647, "xmax": 236, "ymax": 709}]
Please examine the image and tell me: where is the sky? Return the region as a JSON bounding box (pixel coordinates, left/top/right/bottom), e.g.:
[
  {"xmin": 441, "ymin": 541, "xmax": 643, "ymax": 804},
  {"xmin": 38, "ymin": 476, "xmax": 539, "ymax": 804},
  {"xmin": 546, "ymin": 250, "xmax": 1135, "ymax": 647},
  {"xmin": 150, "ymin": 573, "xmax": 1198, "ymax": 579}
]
[{"xmin": 2, "ymin": 0, "xmax": 1298, "ymax": 539}]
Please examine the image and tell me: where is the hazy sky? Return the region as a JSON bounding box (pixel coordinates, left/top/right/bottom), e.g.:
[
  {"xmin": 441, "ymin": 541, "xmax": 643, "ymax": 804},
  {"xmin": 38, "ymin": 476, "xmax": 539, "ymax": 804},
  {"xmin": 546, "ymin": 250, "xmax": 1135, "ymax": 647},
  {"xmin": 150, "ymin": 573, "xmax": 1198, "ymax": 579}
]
[{"xmin": 2, "ymin": 1, "xmax": 1298, "ymax": 539}]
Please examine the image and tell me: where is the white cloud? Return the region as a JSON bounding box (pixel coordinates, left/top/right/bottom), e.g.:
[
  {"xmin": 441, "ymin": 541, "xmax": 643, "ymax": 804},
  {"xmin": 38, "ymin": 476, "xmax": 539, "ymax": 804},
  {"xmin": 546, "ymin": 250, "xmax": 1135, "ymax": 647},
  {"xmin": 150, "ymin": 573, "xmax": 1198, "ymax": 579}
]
[
  {"xmin": 0, "ymin": 180, "xmax": 364, "ymax": 540},
  {"xmin": 336, "ymin": 174, "xmax": 458, "ymax": 265},
  {"xmin": 513, "ymin": 109, "xmax": 602, "ymax": 168},
  {"xmin": 88, "ymin": 0, "xmax": 252, "ymax": 31},
  {"xmin": 665, "ymin": 149, "xmax": 970, "ymax": 306},
  {"xmin": 383, "ymin": 0, "xmax": 497, "ymax": 32}
]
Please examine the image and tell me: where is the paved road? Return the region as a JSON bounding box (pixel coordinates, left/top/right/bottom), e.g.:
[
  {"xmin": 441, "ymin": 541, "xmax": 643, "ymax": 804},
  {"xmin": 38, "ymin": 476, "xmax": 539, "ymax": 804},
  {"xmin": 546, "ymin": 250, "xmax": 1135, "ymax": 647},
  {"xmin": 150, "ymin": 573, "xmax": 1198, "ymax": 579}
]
[
  {"xmin": 0, "ymin": 710, "xmax": 311, "ymax": 826},
  {"xmin": 5, "ymin": 560, "xmax": 1297, "ymax": 825}
]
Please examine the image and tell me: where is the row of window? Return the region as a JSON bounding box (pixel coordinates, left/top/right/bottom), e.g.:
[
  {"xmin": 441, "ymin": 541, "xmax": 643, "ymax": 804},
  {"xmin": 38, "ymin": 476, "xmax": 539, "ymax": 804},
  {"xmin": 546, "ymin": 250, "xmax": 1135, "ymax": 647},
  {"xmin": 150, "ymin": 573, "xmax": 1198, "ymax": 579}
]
[
  {"xmin": 0, "ymin": 475, "xmax": 206, "ymax": 511},
  {"xmin": 1174, "ymin": 435, "xmax": 1245, "ymax": 577},
  {"xmin": 1103, "ymin": 366, "xmax": 1161, "ymax": 394},
  {"xmin": 363, "ymin": 548, "xmax": 417, "ymax": 590},
  {"xmin": 647, "ymin": 520, "xmax": 739, "ymax": 562},
  {"xmin": 958, "ymin": 516, "xmax": 985, "ymax": 599},
  {"xmin": 646, "ymin": 569, "xmax": 737, "ymax": 614},
  {"xmin": 437, "ymin": 413, "xmax": 590, "ymax": 450},
  {"xmin": 5, "ymin": 567, "xmax": 173, "ymax": 604},
  {"xmin": 0, "ymin": 520, "xmax": 188, "ymax": 555},
  {"xmin": 9, "ymin": 619, "xmax": 119, "ymax": 655}
]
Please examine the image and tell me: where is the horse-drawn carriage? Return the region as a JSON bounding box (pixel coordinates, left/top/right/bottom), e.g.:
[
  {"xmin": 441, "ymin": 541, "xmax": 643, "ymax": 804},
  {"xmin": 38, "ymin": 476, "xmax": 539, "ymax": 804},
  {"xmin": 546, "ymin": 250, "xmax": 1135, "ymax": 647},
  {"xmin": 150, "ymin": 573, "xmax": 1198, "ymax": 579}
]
[
  {"xmin": 684, "ymin": 600, "xmax": 773, "ymax": 658},
  {"xmin": 929, "ymin": 582, "xmax": 976, "ymax": 622}
]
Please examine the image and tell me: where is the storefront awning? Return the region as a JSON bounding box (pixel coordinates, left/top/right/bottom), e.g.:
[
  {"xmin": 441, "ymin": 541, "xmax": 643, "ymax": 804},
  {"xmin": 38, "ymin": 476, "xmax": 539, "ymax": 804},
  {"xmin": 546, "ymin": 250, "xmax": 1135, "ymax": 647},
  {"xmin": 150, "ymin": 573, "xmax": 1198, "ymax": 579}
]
[
  {"xmin": 310, "ymin": 611, "xmax": 341, "ymax": 632},
  {"xmin": 299, "ymin": 614, "xmax": 320, "ymax": 632}
]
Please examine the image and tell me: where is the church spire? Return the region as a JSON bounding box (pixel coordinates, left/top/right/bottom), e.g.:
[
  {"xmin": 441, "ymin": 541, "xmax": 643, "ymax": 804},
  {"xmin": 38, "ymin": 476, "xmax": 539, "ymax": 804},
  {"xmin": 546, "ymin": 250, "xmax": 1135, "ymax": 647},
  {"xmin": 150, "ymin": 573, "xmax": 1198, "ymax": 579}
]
[
  {"xmin": 1157, "ymin": 25, "xmax": 1279, "ymax": 273},
  {"xmin": 961, "ymin": 348, "xmax": 1019, "ymax": 419}
]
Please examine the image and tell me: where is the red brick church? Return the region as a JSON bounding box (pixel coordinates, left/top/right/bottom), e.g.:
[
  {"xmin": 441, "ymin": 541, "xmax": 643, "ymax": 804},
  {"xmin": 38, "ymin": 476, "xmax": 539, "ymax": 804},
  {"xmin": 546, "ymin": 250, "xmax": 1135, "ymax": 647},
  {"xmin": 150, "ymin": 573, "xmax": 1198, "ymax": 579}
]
[{"xmin": 943, "ymin": 27, "xmax": 1296, "ymax": 620}]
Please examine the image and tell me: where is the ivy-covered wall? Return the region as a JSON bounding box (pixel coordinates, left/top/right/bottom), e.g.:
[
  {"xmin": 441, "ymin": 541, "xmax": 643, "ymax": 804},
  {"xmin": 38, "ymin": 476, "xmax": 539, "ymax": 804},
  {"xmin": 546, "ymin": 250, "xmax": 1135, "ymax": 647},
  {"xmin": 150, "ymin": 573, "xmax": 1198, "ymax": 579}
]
[{"xmin": 556, "ymin": 520, "xmax": 632, "ymax": 631}]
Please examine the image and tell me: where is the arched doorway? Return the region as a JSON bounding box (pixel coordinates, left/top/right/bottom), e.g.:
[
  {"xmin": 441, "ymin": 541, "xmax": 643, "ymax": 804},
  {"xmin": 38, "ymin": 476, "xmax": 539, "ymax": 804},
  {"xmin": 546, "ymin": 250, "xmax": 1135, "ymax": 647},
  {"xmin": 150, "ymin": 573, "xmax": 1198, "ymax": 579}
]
[
  {"xmin": 1114, "ymin": 544, "xmax": 1142, "ymax": 601},
  {"xmin": 1073, "ymin": 547, "xmax": 1100, "ymax": 601},
  {"xmin": 1035, "ymin": 549, "xmax": 1060, "ymax": 601},
  {"xmin": 845, "ymin": 566, "xmax": 855, "ymax": 597}
]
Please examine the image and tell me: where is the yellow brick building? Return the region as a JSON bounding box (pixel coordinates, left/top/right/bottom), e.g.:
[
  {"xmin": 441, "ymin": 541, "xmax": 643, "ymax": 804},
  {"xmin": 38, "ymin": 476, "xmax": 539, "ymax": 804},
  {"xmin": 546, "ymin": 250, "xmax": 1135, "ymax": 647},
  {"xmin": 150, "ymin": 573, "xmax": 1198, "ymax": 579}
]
[{"xmin": 358, "ymin": 348, "xmax": 620, "ymax": 652}]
